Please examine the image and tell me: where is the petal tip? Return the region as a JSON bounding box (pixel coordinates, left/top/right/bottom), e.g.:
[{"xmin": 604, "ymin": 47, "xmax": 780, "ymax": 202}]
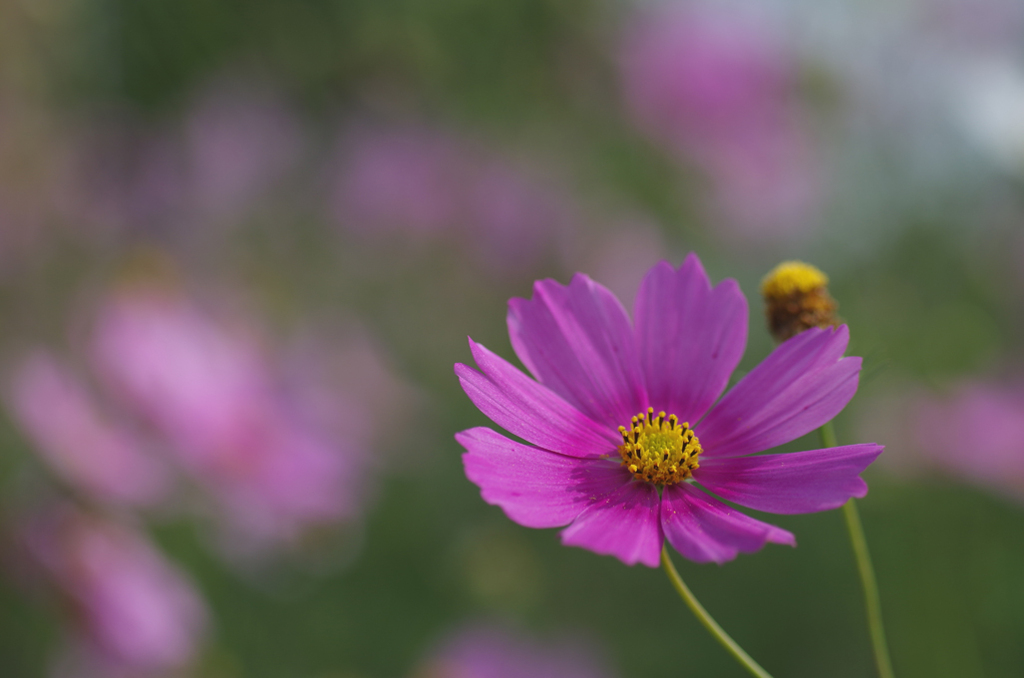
[
  {"xmin": 559, "ymin": 530, "xmax": 661, "ymax": 568},
  {"xmin": 773, "ymin": 530, "xmax": 798, "ymax": 548},
  {"xmin": 681, "ymin": 251, "xmax": 704, "ymax": 270},
  {"xmin": 453, "ymin": 428, "xmax": 478, "ymax": 447},
  {"xmin": 831, "ymin": 323, "xmax": 851, "ymax": 346},
  {"xmin": 569, "ymin": 271, "xmax": 596, "ymax": 287}
]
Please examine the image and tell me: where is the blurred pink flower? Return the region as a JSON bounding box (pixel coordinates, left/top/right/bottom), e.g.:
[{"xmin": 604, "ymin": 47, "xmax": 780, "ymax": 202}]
[
  {"xmin": 563, "ymin": 219, "xmax": 669, "ymax": 304},
  {"xmin": 8, "ymin": 352, "xmax": 172, "ymax": 508},
  {"xmin": 17, "ymin": 506, "xmax": 207, "ymax": 678},
  {"xmin": 465, "ymin": 161, "xmax": 572, "ymax": 272},
  {"xmin": 90, "ymin": 288, "xmax": 367, "ymax": 551},
  {"xmin": 280, "ymin": 323, "xmax": 421, "ymax": 455},
  {"xmin": 911, "ymin": 380, "xmax": 1024, "ymax": 501},
  {"xmin": 412, "ymin": 624, "xmax": 616, "ymax": 678},
  {"xmin": 331, "ymin": 126, "xmax": 466, "ymax": 236},
  {"xmin": 330, "ymin": 124, "xmax": 574, "ymax": 271},
  {"xmin": 69, "ymin": 79, "xmax": 303, "ymax": 240},
  {"xmin": 183, "ymin": 80, "xmax": 303, "ymax": 223},
  {"xmin": 619, "ymin": 6, "xmax": 821, "ymax": 243}
]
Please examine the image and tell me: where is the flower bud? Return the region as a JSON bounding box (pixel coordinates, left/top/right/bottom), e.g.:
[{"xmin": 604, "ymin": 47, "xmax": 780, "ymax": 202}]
[{"xmin": 761, "ymin": 260, "xmax": 838, "ymax": 342}]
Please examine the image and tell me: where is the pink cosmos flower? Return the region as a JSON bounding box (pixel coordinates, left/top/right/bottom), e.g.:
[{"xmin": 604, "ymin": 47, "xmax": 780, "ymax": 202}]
[
  {"xmin": 412, "ymin": 624, "xmax": 615, "ymax": 678},
  {"xmin": 8, "ymin": 352, "xmax": 171, "ymax": 508},
  {"xmin": 909, "ymin": 380, "xmax": 1024, "ymax": 501},
  {"xmin": 279, "ymin": 323, "xmax": 422, "ymax": 457},
  {"xmin": 17, "ymin": 506, "xmax": 208, "ymax": 678},
  {"xmin": 619, "ymin": 7, "xmax": 821, "ymax": 243},
  {"xmin": 329, "ymin": 124, "xmax": 575, "ymax": 272},
  {"xmin": 90, "ymin": 288, "xmax": 365, "ymax": 551},
  {"xmin": 455, "ymin": 255, "xmax": 882, "ymax": 566}
]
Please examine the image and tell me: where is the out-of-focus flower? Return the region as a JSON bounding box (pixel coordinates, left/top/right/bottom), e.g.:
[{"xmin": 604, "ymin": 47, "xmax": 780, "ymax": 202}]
[
  {"xmin": 8, "ymin": 352, "xmax": 172, "ymax": 509},
  {"xmin": 463, "ymin": 160, "xmax": 572, "ymax": 273},
  {"xmin": 455, "ymin": 255, "xmax": 881, "ymax": 566},
  {"xmin": 90, "ymin": 287, "xmax": 367, "ymax": 552},
  {"xmin": 279, "ymin": 323, "xmax": 421, "ymax": 456},
  {"xmin": 910, "ymin": 380, "xmax": 1024, "ymax": 501},
  {"xmin": 411, "ymin": 624, "xmax": 615, "ymax": 678},
  {"xmin": 16, "ymin": 506, "xmax": 207, "ymax": 678},
  {"xmin": 182, "ymin": 80, "xmax": 303, "ymax": 224},
  {"xmin": 563, "ymin": 219, "xmax": 669, "ymax": 304},
  {"xmin": 330, "ymin": 124, "xmax": 574, "ymax": 272},
  {"xmin": 69, "ymin": 78, "xmax": 303, "ymax": 240},
  {"xmin": 331, "ymin": 125, "xmax": 466, "ymax": 237},
  {"xmin": 619, "ymin": 5, "xmax": 821, "ymax": 243}
]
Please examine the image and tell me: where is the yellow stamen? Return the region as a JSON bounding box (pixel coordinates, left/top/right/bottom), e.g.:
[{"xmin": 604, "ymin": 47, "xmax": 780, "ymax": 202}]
[{"xmin": 618, "ymin": 407, "xmax": 701, "ymax": 485}]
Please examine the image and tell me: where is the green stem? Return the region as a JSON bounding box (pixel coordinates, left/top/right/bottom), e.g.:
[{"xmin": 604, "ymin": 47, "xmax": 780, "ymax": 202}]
[
  {"xmin": 661, "ymin": 546, "xmax": 773, "ymax": 678},
  {"xmin": 819, "ymin": 421, "xmax": 895, "ymax": 678}
]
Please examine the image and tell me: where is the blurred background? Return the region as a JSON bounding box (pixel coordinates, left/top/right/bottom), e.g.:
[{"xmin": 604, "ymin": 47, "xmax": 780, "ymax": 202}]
[{"xmin": 0, "ymin": 0, "xmax": 1023, "ymax": 676}]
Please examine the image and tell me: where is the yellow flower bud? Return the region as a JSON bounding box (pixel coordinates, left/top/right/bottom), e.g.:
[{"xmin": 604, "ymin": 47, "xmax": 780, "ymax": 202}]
[{"xmin": 761, "ymin": 261, "xmax": 839, "ymax": 342}]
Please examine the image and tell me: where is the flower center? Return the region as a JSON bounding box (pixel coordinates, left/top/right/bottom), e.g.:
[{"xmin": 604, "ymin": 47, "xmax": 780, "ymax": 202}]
[{"xmin": 618, "ymin": 407, "xmax": 701, "ymax": 485}]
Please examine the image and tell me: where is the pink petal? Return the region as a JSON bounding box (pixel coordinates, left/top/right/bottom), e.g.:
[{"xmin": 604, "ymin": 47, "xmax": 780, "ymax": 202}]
[
  {"xmin": 694, "ymin": 444, "xmax": 883, "ymax": 514},
  {"xmin": 634, "ymin": 256, "xmax": 747, "ymax": 425},
  {"xmin": 560, "ymin": 481, "xmax": 662, "ymax": 567},
  {"xmin": 455, "ymin": 339, "xmax": 618, "ymax": 458},
  {"xmin": 425, "ymin": 625, "xmax": 615, "ymax": 678},
  {"xmin": 457, "ymin": 427, "xmax": 627, "ymax": 529},
  {"xmin": 10, "ymin": 352, "xmax": 171, "ymax": 508},
  {"xmin": 19, "ymin": 507, "xmax": 208, "ymax": 672},
  {"xmin": 661, "ymin": 483, "xmax": 795, "ymax": 564},
  {"xmin": 697, "ymin": 326, "xmax": 861, "ymax": 458},
  {"xmin": 507, "ymin": 274, "xmax": 647, "ymax": 429}
]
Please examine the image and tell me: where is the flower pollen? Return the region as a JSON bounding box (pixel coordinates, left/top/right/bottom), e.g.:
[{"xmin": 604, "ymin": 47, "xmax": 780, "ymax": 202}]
[{"xmin": 618, "ymin": 407, "xmax": 701, "ymax": 485}]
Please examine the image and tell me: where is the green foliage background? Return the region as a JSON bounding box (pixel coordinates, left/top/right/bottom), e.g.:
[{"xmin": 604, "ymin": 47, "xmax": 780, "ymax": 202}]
[{"xmin": 1, "ymin": 1, "xmax": 1023, "ymax": 677}]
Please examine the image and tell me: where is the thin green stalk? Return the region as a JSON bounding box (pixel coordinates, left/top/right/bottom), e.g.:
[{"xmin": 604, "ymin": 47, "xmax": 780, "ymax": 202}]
[
  {"xmin": 820, "ymin": 420, "xmax": 895, "ymax": 678},
  {"xmin": 661, "ymin": 546, "xmax": 773, "ymax": 678}
]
